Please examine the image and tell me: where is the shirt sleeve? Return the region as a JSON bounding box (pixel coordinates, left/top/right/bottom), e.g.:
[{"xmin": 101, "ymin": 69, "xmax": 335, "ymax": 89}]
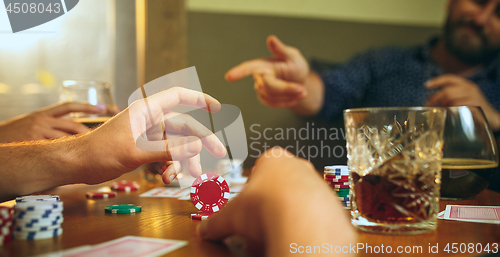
[{"xmin": 315, "ymin": 49, "xmax": 379, "ymax": 121}]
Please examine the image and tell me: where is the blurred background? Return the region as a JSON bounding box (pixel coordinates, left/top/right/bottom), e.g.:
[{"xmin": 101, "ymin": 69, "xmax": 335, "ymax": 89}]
[{"xmin": 0, "ymin": 0, "xmax": 446, "ymax": 168}]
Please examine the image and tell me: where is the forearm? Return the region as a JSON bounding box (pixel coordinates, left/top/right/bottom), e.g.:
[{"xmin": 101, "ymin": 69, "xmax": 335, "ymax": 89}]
[
  {"xmin": 0, "ymin": 137, "xmax": 87, "ymax": 202},
  {"xmin": 291, "ymin": 71, "xmax": 325, "ymax": 117},
  {"xmin": 254, "ymin": 153, "xmax": 356, "ymax": 256}
]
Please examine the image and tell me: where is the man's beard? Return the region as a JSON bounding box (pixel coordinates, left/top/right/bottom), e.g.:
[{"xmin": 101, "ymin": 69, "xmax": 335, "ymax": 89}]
[{"xmin": 444, "ymin": 18, "xmax": 500, "ymax": 65}]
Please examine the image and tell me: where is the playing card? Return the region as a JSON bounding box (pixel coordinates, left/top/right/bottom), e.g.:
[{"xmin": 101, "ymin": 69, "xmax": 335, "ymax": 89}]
[
  {"xmin": 444, "ymin": 205, "xmax": 500, "ymax": 224},
  {"xmin": 60, "ymin": 236, "xmax": 187, "ymax": 257},
  {"xmin": 139, "ymin": 187, "xmax": 190, "ymax": 198},
  {"xmin": 36, "ymin": 245, "xmax": 92, "ymax": 257},
  {"xmin": 437, "ymin": 210, "xmax": 445, "ymax": 219}
]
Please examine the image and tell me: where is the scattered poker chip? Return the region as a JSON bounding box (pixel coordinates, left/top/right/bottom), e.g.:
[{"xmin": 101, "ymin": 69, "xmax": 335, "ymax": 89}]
[
  {"xmin": 13, "ymin": 201, "xmax": 63, "ymax": 212},
  {"xmin": 190, "ymin": 173, "xmax": 230, "ymax": 213},
  {"xmin": 337, "ymin": 197, "xmax": 351, "ymax": 201},
  {"xmin": 15, "ymin": 195, "xmax": 59, "ymax": 203},
  {"xmin": 86, "ymin": 191, "xmax": 117, "ymax": 199},
  {"xmin": 111, "ymin": 180, "xmax": 140, "ymax": 192},
  {"xmin": 13, "ymin": 228, "xmax": 63, "ymax": 240},
  {"xmin": 336, "ymin": 192, "xmax": 350, "ymax": 197},
  {"xmin": 105, "ymin": 204, "xmax": 142, "ymax": 214},
  {"xmin": 190, "ymin": 212, "xmax": 214, "ymax": 220}
]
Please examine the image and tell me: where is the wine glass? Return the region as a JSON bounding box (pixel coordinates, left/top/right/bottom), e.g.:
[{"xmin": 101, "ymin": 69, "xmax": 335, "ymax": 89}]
[
  {"xmin": 440, "ymin": 106, "xmax": 499, "ymax": 199},
  {"xmin": 59, "ymin": 80, "xmax": 118, "ymax": 127}
]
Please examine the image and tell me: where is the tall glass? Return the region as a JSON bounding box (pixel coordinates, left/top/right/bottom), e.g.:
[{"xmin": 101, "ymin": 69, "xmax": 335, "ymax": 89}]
[
  {"xmin": 344, "ymin": 107, "xmax": 446, "ymax": 234},
  {"xmin": 59, "ymin": 80, "xmax": 117, "ymax": 127}
]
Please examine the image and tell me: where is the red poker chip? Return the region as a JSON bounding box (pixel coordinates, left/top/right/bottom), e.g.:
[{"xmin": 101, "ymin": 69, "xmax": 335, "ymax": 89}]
[
  {"xmin": 324, "ymin": 178, "xmax": 349, "ymax": 183},
  {"xmin": 86, "ymin": 191, "xmax": 117, "ymax": 199},
  {"xmin": 324, "ymin": 175, "xmax": 349, "ymax": 179},
  {"xmin": 0, "ymin": 233, "xmax": 12, "ymax": 245},
  {"xmin": 111, "ymin": 180, "xmax": 140, "ymax": 192},
  {"xmin": 0, "ymin": 223, "xmax": 11, "ymax": 236},
  {"xmin": 190, "ymin": 173, "xmax": 230, "ymax": 213},
  {"xmin": 326, "ymin": 181, "xmax": 349, "ymax": 186},
  {"xmin": 190, "ymin": 212, "xmax": 214, "ymax": 220},
  {"xmin": 329, "ymin": 184, "xmax": 350, "ymax": 189},
  {"xmin": 0, "ymin": 207, "xmax": 12, "ymax": 222}
]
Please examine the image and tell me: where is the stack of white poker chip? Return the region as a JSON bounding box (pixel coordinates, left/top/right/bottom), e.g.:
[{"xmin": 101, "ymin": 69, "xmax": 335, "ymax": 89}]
[
  {"xmin": 13, "ymin": 195, "xmax": 63, "ymax": 240},
  {"xmin": 0, "ymin": 206, "xmax": 13, "ymax": 245}
]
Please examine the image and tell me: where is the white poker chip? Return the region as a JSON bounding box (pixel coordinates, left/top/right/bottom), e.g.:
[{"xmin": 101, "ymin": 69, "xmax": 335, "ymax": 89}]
[
  {"xmin": 15, "ymin": 195, "xmax": 59, "ymax": 203},
  {"xmin": 15, "ymin": 208, "xmax": 62, "ymax": 217},
  {"xmin": 14, "ymin": 214, "xmax": 63, "ymax": 224},
  {"xmin": 15, "ymin": 217, "xmax": 63, "ymax": 227},
  {"xmin": 14, "ymin": 201, "xmax": 63, "ymax": 212},
  {"xmin": 13, "ymin": 228, "xmax": 63, "ymax": 240},
  {"xmin": 14, "ymin": 223, "xmax": 61, "ymax": 232}
]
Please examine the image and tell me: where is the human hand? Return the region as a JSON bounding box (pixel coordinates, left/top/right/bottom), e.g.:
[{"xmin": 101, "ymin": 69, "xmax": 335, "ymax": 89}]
[
  {"xmin": 0, "ymin": 102, "xmax": 102, "ymax": 143},
  {"xmin": 198, "ymin": 148, "xmax": 356, "ymax": 257},
  {"xmin": 425, "ymin": 74, "xmax": 500, "ymax": 131},
  {"xmin": 80, "ymin": 87, "xmax": 227, "ymax": 185},
  {"xmin": 225, "ymin": 35, "xmax": 310, "ymax": 108}
]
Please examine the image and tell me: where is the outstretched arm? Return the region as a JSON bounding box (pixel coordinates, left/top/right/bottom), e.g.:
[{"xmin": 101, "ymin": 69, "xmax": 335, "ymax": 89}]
[
  {"xmin": 226, "ymin": 35, "xmax": 325, "ymax": 116},
  {"xmin": 0, "ymin": 87, "xmax": 226, "ymax": 202}
]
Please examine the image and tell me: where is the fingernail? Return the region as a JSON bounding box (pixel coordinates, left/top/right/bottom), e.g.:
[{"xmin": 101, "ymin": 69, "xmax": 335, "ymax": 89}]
[
  {"xmin": 169, "ymin": 173, "xmax": 176, "ymax": 182},
  {"xmin": 198, "ymin": 221, "xmax": 208, "ymax": 238},
  {"xmin": 295, "ymin": 86, "xmax": 303, "ymax": 93},
  {"xmin": 95, "ymin": 104, "xmax": 106, "ymax": 110},
  {"xmin": 424, "ymin": 80, "xmax": 431, "ymax": 88}
]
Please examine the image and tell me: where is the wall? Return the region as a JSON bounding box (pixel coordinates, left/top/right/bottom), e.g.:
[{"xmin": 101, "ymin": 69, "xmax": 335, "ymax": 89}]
[
  {"xmin": 187, "ymin": 12, "xmax": 441, "ymax": 168},
  {"xmin": 0, "ymin": 0, "xmax": 115, "ymax": 121},
  {"xmin": 187, "ymin": 0, "xmax": 447, "ymax": 27}
]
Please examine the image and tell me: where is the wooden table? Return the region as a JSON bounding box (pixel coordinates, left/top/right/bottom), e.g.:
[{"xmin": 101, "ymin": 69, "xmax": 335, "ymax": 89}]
[{"xmin": 1, "ymin": 169, "xmax": 499, "ymax": 257}]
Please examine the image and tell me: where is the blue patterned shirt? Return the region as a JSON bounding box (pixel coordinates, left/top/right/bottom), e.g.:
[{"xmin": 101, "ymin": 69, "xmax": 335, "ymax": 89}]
[
  {"xmin": 317, "ymin": 37, "xmax": 500, "ymax": 121},
  {"xmin": 315, "ymin": 38, "xmax": 500, "ymax": 191}
]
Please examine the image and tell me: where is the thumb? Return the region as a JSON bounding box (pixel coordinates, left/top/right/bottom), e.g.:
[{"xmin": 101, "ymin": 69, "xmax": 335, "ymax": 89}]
[
  {"xmin": 198, "ymin": 201, "xmax": 237, "ymax": 241},
  {"xmin": 266, "ymin": 35, "xmax": 295, "ymax": 60}
]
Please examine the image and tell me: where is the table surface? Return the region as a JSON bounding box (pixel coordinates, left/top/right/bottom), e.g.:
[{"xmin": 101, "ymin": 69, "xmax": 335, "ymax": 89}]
[{"xmin": 1, "ymin": 169, "xmax": 499, "ymax": 257}]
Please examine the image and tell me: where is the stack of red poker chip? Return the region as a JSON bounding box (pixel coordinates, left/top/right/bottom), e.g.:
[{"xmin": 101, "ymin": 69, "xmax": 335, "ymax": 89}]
[
  {"xmin": 324, "ymin": 166, "xmax": 351, "ymax": 209},
  {"xmin": 111, "ymin": 180, "xmax": 140, "ymax": 192},
  {"xmin": 190, "ymin": 173, "xmax": 230, "ymax": 220},
  {"xmin": 0, "ymin": 207, "xmax": 13, "ymax": 245}
]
